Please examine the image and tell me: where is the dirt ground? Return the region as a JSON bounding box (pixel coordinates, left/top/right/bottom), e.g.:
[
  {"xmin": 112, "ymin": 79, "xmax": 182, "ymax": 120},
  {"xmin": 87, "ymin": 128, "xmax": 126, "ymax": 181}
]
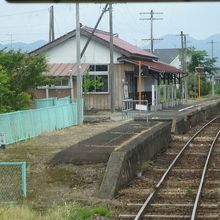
[{"xmin": 0, "ymin": 119, "xmax": 126, "ymax": 212}]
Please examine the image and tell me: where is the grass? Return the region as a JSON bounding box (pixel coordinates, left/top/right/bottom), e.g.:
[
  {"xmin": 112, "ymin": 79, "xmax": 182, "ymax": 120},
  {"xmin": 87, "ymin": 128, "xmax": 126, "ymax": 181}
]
[
  {"xmin": 186, "ymin": 95, "xmax": 220, "ymax": 105},
  {"xmin": 0, "ymin": 204, "xmax": 111, "ymax": 220}
]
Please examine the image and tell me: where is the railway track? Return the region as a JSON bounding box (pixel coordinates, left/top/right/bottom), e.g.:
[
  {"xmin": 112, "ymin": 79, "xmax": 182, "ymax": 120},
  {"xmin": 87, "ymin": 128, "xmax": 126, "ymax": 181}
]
[{"xmin": 117, "ymin": 115, "xmax": 220, "ymax": 219}]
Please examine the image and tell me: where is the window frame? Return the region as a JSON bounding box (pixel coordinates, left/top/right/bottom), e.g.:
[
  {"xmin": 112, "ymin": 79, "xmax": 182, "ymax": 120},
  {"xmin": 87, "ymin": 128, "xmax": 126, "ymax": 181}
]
[{"xmin": 84, "ymin": 64, "xmax": 109, "ymax": 94}]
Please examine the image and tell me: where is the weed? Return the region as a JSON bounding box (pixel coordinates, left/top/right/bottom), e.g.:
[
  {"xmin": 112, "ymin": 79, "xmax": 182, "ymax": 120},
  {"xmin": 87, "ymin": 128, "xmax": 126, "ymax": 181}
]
[{"xmin": 186, "ymin": 187, "xmax": 193, "ymax": 193}]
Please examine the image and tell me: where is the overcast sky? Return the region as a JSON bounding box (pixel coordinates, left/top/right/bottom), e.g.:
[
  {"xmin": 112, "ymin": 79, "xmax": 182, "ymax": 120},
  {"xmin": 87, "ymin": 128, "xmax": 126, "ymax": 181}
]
[{"xmin": 0, "ymin": 1, "xmax": 219, "ymax": 48}]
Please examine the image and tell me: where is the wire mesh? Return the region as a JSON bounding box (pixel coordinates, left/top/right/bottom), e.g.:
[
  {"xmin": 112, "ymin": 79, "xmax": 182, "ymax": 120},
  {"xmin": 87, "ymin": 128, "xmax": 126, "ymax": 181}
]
[{"xmin": 0, "ymin": 163, "xmax": 25, "ymax": 204}]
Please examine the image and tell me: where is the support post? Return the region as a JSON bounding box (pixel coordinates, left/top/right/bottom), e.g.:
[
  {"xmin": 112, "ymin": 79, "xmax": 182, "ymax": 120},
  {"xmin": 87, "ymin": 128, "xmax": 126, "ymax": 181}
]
[
  {"xmin": 198, "ymin": 71, "xmax": 200, "ymax": 98},
  {"xmin": 196, "ymin": 64, "xmax": 201, "ymax": 98},
  {"xmin": 152, "ymin": 85, "xmax": 155, "ymax": 106},
  {"xmin": 163, "ymin": 85, "xmax": 166, "ymax": 103},
  {"xmin": 138, "ymin": 61, "xmax": 142, "ymax": 104},
  {"xmin": 109, "ymin": 3, "xmax": 114, "ymax": 112}
]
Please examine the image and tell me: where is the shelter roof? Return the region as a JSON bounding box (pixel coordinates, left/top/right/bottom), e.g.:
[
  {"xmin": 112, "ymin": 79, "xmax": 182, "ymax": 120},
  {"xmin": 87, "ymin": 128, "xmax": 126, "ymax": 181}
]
[
  {"xmin": 47, "ymin": 63, "xmax": 89, "ymax": 77},
  {"xmin": 118, "ymin": 57, "xmax": 182, "ymax": 74}
]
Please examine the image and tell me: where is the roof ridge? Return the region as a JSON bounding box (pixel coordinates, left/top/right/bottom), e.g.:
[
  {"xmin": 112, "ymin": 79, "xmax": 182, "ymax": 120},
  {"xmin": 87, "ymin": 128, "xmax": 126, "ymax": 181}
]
[{"xmin": 82, "ymin": 25, "xmax": 110, "ymax": 35}]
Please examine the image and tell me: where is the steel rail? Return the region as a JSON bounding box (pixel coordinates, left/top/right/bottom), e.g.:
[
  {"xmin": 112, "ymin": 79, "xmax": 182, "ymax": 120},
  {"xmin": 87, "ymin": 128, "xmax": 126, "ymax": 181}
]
[
  {"xmin": 191, "ymin": 129, "xmax": 220, "ymax": 220},
  {"xmin": 134, "ymin": 114, "xmax": 220, "ymax": 220}
]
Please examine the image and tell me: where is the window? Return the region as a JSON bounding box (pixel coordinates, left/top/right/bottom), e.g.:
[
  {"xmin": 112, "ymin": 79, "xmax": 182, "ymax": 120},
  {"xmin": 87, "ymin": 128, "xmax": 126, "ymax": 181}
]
[
  {"xmin": 54, "ymin": 78, "xmax": 70, "ymax": 87},
  {"xmin": 89, "ymin": 65, "xmax": 108, "ymax": 72},
  {"xmin": 84, "ymin": 65, "xmax": 109, "ymax": 93}
]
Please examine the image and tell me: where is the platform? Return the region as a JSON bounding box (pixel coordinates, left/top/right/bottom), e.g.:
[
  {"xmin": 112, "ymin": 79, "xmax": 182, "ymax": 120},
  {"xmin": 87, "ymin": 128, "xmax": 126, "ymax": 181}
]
[{"xmin": 51, "ymin": 120, "xmax": 161, "ymax": 165}]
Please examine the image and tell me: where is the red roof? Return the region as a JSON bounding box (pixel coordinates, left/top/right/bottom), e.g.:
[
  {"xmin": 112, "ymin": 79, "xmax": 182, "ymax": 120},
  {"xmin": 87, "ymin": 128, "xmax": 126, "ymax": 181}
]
[
  {"xmin": 48, "ymin": 63, "xmax": 89, "ymax": 76},
  {"xmin": 82, "ymin": 26, "xmax": 157, "ymax": 59},
  {"xmin": 118, "ymin": 58, "xmax": 181, "ymax": 74},
  {"xmin": 141, "ymin": 60, "xmax": 181, "ymax": 73}
]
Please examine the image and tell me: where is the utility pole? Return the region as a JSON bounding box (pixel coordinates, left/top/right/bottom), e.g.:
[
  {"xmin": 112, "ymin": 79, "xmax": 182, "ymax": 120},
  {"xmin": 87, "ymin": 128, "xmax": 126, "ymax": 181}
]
[
  {"xmin": 208, "ymin": 40, "xmax": 217, "ymax": 97},
  {"xmin": 76, "ymin": 3, "xmax": 83, "ymax": 124},
  {"xmin": 140, "ymin": 9, "xmax": 163, "ymax": 53},
  {"xmin": 177, "ymin": 31, "xmax": 188, "ymax": 71},
  {"xmin": 184, "ymin": 34, "xmax": 187, "ymax": 49},
  {"xmin": 177, "ymin": 31, "xmax": 188, "ymax": 101},
  {"xmin": 49, "ymin": 5, "xmax": 55, "ymax": 42},
  {"xmin": 109, "ymin": 3, "xmax": 114, "ymax": 112},
  {"xmin": 208, "ymin": 40, "xmax": 217, "ymax": 59}
]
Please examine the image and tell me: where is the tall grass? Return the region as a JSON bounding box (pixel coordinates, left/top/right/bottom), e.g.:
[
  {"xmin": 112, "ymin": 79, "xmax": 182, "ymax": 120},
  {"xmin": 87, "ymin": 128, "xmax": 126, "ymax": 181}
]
[{"xmin": 0, "ymin": 204, "xmax": 111, "ymax": 220}]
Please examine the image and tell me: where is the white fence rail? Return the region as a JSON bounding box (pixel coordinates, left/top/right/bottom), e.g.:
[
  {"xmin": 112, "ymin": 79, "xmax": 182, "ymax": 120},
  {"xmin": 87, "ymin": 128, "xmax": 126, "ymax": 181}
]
[{"xmin": 122, "ymin": 99, "xmax": 150, "ymax": 122}]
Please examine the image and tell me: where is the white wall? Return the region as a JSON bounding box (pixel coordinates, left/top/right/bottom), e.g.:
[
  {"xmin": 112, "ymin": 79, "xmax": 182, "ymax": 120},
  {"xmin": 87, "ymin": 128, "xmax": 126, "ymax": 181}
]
[
  {"xmin": 170, "ymin": 55, "xmax": 181, "ymax": 69},
  {"xmin": 45, "ymin": 35, "xmax": 121, "ymax": 64},
  {"xmin": 170, "ymin": 54, "xmax": 191, "ymax": 70},
  {"xmin": 141, "ymin": 75, "xmax": 156, "ymax": 91}
]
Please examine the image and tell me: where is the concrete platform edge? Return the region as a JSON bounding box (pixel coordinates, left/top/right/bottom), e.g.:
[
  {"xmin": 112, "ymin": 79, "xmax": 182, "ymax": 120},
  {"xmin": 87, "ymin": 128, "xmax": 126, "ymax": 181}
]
[{"xmin": 99, "ymin": 122, "xmax": 171, "ymax": 199}]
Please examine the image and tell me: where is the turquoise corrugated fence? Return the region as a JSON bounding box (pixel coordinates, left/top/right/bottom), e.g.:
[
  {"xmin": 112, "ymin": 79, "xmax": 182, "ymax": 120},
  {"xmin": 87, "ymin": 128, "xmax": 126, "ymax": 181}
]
[
  {"xmin": 0, "ymin": 103, "xmax": 80, "ymax": 145},
  {"xmin": 35, "ymin": 97, "xmax": 56, "ymax": 109},
  {"xmin": 35, "ymin": 96, "xmax": 71, "ymax": 109},
  {"xmin": 54, "ymin": 96, "xmax": 71, "ymax": 106}
]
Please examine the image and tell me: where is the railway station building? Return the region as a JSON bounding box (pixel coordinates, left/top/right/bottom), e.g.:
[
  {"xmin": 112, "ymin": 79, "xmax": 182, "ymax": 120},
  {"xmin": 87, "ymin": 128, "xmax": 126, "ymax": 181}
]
[{"xmin": 31, "ymin": 25, "xmax": 183, "ymax": 111}]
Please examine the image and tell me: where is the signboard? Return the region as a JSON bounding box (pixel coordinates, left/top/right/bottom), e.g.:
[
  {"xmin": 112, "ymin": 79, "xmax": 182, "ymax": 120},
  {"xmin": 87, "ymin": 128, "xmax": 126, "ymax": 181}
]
[
  {"xmin": 195, "ymin": 66, "xmax": 205, "ymax": 75},
  {"xmin": 135, "ymin": 104, "xmax": 148, "ymax": 111}
]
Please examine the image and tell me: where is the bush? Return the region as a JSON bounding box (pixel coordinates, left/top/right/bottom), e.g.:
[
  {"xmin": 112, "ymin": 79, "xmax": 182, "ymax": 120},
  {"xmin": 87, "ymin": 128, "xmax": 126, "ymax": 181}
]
[{"xmin": 215, "ymin": 84, "xmax": 220, "ymax": 95}]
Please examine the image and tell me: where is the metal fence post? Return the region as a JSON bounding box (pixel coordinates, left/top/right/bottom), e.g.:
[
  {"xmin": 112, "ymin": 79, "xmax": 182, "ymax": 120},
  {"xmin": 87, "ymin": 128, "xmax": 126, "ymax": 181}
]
[{"xmin": 22, "ymin": 162, "xmax": 27, "ymax": 198}]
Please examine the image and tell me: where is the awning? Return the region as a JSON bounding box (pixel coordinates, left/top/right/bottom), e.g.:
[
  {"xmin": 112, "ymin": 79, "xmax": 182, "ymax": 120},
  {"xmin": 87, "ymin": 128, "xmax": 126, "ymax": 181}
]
[
  {"xmin": 47, "ymin": 63, "xmax": 89, "ymax": 77},
  {"xmin": 118, "ymin": 58, "xmax": 182, "ymax": 74}
]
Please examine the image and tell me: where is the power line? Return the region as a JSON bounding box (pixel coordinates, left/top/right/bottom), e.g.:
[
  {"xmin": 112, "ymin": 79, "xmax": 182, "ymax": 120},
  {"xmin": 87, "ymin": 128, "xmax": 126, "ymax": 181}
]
[{"xmin": 140, "ymin": 9, "xmax": 163, "ymax": 53}]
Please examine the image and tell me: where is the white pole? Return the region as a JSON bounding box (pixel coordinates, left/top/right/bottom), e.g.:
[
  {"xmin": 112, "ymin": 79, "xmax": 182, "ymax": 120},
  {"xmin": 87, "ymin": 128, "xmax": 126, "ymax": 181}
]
[
  {"xmin": 69, "ymin": 70, "xmax": 74, "ymax": 102},
  {"xmin": 163, "ymin": 85, "xmax": 166, "ymax": 102},
  {"xmin": 212, "ymin": 75, "xmax": 215, "ymax": 96},
  {"xmin": 171, "ymin": 85, "xmax": 174, "ymax": 107},
  {"xmin": 46, "ymin": 85, "xmax": 49, "ymax": 99},
  {"xmin": 76, "ymin": 3, "xmax": 83, "ymax": 124},
  {"xmin": 152, "ymin": 85, "xmax": 155, "ymax": 106}
]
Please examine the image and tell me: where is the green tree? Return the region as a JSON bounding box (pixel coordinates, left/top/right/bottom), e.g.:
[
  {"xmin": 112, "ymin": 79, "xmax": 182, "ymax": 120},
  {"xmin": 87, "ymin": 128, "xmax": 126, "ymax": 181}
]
[
  {"xmin": 82, "ymin": 72, "xmax": 104, "ymax": 94},
  {"xmin": 0, "ymin": 66, "xmax": 13, "ymax": 112},
  {"xmin": 187, "ymin": 48, "xmax": 217, "ymax": 74},
  {"xmin": 187, "ymin": 48, "xmax": 217, "ymax": 97},
  {"xmin": 0, "ymin": 50, "xmax": 49, "ymax": 113}
]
